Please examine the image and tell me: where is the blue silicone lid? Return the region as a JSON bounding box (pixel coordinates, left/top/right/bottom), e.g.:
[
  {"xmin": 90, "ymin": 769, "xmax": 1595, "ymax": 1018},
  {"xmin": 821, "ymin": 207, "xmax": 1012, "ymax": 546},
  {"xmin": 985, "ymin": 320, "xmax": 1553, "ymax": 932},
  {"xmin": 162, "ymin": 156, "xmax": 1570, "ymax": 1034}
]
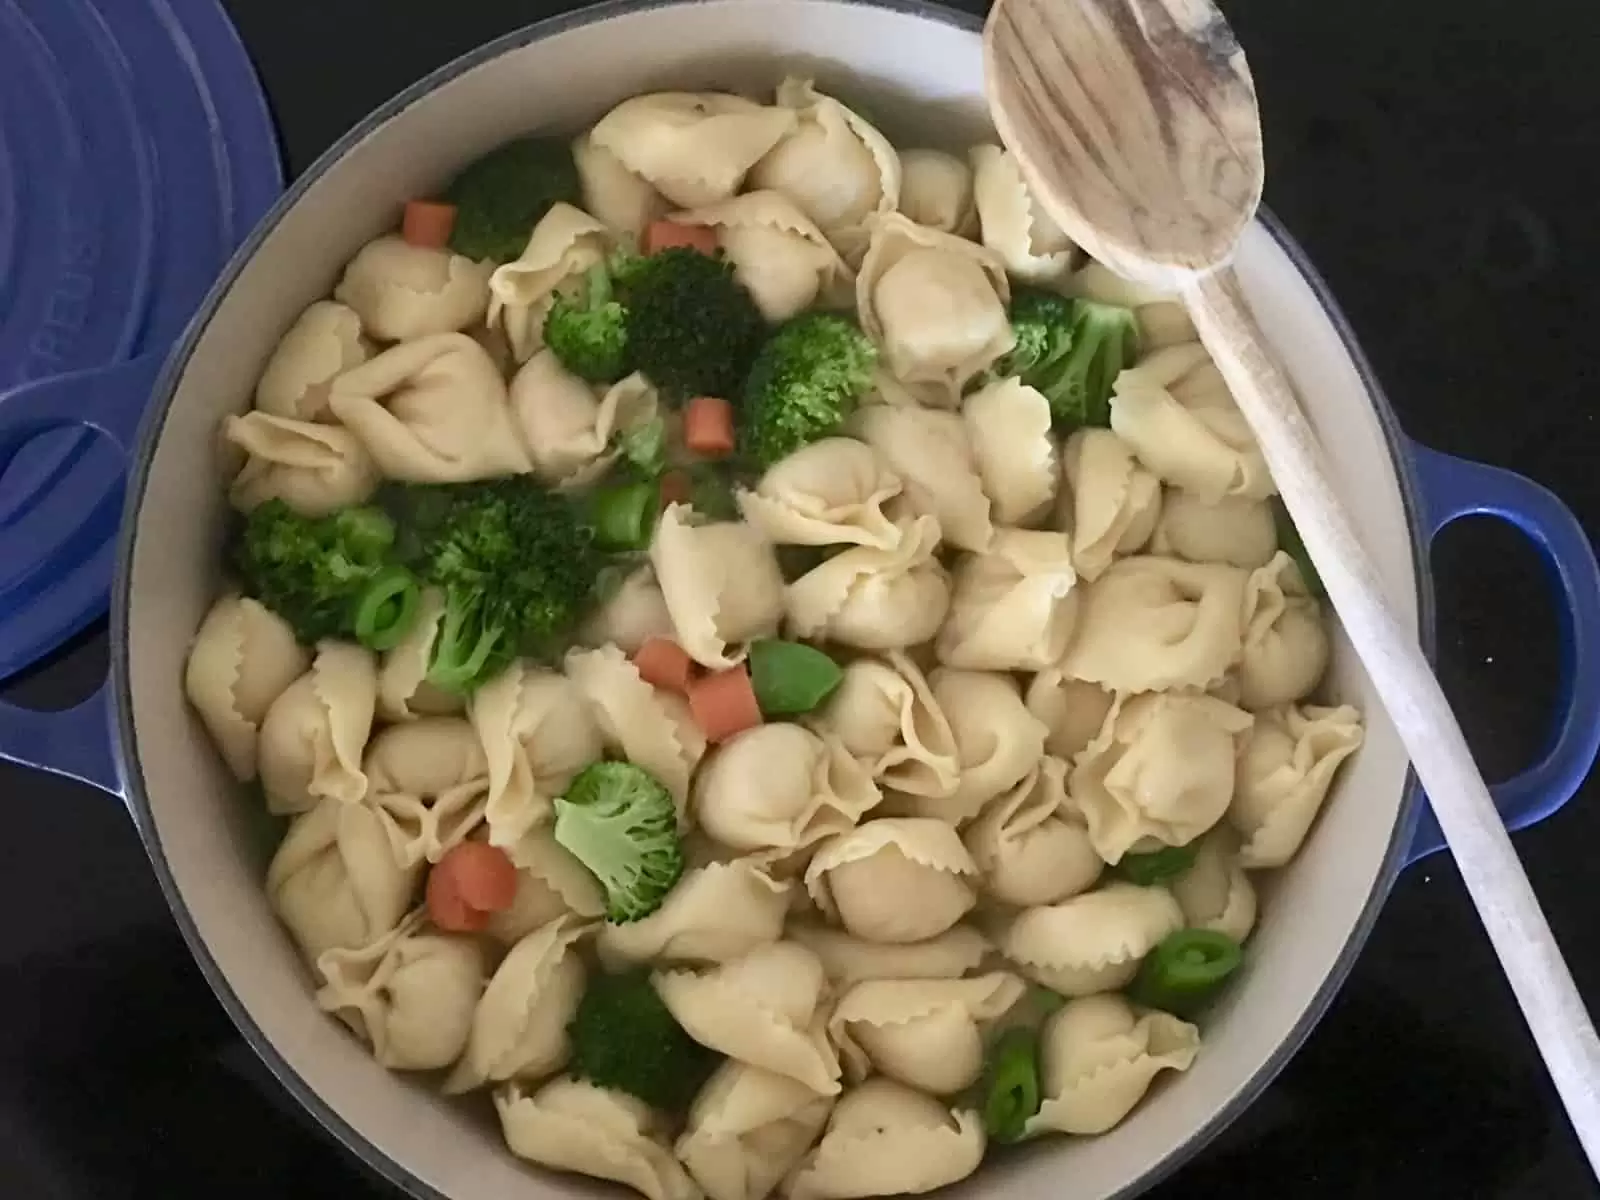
[{"xmin": 0, "ymin": 0, "xmax": 282, "ymax": 679}]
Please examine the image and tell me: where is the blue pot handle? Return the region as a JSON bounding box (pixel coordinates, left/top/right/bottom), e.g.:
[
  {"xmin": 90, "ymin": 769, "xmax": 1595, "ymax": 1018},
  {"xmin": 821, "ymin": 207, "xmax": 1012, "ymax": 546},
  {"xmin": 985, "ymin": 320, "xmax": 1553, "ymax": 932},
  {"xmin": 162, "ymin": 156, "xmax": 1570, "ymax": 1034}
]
[
  {"xmin": 1402, "ymin": 440, "xmax": 1600, "ymax": 865},
  {"xmin": 0, "ymin": 354, "xmax": 162, "ymax": 801}
]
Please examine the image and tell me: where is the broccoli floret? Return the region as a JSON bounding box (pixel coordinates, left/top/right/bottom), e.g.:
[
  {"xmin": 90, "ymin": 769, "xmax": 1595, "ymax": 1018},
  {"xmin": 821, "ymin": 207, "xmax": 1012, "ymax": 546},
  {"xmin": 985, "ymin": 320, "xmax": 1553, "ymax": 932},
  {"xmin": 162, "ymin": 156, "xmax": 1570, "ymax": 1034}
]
[
  {"xmin": 442, "ymin": 137, "xmax": 582, "ymax": 264},
  {"xmin": 383, "ymin": 478, "xmax": 604, "ymax": 692},
  {"xmin": 740, "ymin": 312, "xmax": 878, "ymax": 466},
  {"xmin": 615, "ymin": 248, "xmax": 767, "ymax": 401},
  {"xmin": 545, "ymin": 264, "xmax": 631, "ymax": 383},
  {"xmin": 993, "ymin": 288, "xmax": 1141, "ymax": 431},
  {"xmin": 234, "ymin": 500, "xmax": 413, "ymax": 646},
  {"xmin": 568, "ymin": 969, "xmax": 720, "ymax": 1112},
  {"xmin": 553, "ymin": 761, "xmax": 685, "ymax": 922}
]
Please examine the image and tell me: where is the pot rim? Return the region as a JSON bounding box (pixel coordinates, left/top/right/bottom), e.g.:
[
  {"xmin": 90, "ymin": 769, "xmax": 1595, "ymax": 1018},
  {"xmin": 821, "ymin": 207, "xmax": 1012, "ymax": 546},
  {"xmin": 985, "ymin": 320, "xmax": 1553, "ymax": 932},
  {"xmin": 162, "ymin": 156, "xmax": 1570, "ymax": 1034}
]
[{"xmin": 110, "ymin": 1, "xmax": 1433, "ymax": 1195}]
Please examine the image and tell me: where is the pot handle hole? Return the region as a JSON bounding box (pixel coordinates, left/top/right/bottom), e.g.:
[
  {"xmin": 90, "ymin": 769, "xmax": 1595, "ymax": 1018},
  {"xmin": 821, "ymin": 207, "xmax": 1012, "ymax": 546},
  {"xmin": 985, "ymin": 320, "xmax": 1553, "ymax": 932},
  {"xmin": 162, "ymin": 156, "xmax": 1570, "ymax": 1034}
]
[
  {"xmin": 0, "ymin": 354, "xmax": 162, "ymax": 800},
  {"xmin": 1402, "ymin": 441, "xmax": 1600, "ymax": 865}
]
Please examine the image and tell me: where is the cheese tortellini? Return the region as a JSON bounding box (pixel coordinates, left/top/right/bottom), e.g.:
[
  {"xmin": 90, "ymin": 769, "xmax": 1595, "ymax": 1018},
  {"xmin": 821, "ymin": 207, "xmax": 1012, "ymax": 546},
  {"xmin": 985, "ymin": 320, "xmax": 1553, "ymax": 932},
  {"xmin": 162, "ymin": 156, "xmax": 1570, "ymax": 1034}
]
[
  {"xmin": 935, "ymin": 530, "xmax": 1080, "ymax": 671},
  {"xmin": 334, "ymin": 234, "xmax": 492, "ymax": 343},
  {"xmin": 1059, "ymin": 427, "xmax": 1163, "ymax": 582},
  {"xmin": 510, "ymin": 351, "xmax": 660, "ymax": 487},
  {"xmin": 222, "ymin": 411, "xmax": 381, "ymax": 517},
  {"xmin": 652, "ymin": 505, "xmax": 787, "ymax": 669},
  {"xmin": 487, "ymin": 203, "xmax": 612, "ymax": 362},
  {"xmin": 1151, "ymin": 489, "xmax": 1279, "ymax": 569},
  {"xmin": 599, "ymin": 855, "xmax": 792, "ymax": 969},
  {"xmin": 253, "ymin": 300, "xmax": 370, "ymax": 421},
  {"xmin": 897, "ymin": 148, "xmax": 975, "ymax": 236},
  {"xmin": 184, "ymin": 594, "xmax": 309, "ymax": 781},
  {"xmin": 962, "ymin": 376, "xmax": 1056, "ymax": 527},
  {"xmin": 968, "ymin": 143, "xmax": 1076, "ymax": 283},
  {"xmin": 1001, "ymin": 883, "xmax": 1184, "ymax": 997},
  {"xmin": 785, "ymin": 515, "xmax": 951, "ymax": 650},
  {"xmin": 1237, "ymin": 552, "xmax": 1331, "ymax": 710},
  {"xmin": 850, "ymin": 406, "xmax": 993, "ymax": 551},
  {"xmin": 365, "ymin": 716, "xmax": 491, "ymax": 867},
  {"xmin": 737, "ymin": 438, "xmax": 904, "ymax": 550},
  {"xmin": 679, "ymin": 1061, "xmax": 835, "ymax": 1200},
  {"xmin": 1232, "ymin": 703, "xmax": 1364, "ymax": 867},
  {"xmin": 964, "ymin": 757, "xmax": 1102, "ymax": 907},
  {"xmin": 808, "ymin": 651, "xmax": 959, "ymax": 799},
  {"xmin": 805, "ymin": 818, "xmax": 978, "ymax": 944},
  {"xmin": 256, "ymin": 642, "xmax": 377, "ymax": 815}
]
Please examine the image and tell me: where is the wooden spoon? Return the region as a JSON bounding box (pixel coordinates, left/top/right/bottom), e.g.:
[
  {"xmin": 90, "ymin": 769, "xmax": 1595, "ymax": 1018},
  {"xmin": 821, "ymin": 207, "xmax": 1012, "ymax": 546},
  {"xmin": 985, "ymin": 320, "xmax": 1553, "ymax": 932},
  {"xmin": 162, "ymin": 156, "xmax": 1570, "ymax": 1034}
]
[{"xmin": 985, "ymin": 0, "xmax": 1600, "ymax": 1166}]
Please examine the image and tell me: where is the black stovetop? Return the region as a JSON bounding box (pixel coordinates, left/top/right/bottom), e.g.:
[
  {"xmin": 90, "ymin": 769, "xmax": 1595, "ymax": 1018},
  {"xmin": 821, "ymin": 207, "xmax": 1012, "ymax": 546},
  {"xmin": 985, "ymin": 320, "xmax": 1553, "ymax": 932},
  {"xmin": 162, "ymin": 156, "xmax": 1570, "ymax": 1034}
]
[{"xmin": 2, "ymin": 0, "xmax": 1597, "ymax": 1196}]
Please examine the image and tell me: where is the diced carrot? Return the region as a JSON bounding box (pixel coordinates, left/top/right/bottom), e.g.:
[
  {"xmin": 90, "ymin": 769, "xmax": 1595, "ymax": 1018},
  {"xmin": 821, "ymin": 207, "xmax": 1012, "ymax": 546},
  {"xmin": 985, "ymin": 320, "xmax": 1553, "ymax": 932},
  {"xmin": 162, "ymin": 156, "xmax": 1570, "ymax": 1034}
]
[
  {"xmin": 426, "ymin": 841, "xmax": 517, "ymax": 931},
  {"xmin": 659, "ymin": 470, "xmax": 693, "ymax": 506},
  {"xmin": 684, "ymin": 396, "xmax": 736, "ymax": 458},
  {"xmin": 644, "ymin": 220, "xmax": 718, "ymax": 256},
  {"xmin": 688, "ymin": 664, "xmax": 764, "ymax": 744},
  {"xmin": 426, "ymin": 861, "xmax": 491, "ymax": 933},
  {"xmin": 633, "ymin": 637, "xmax": 696, "ymax": 693},
  {"xmin": 402, "ymin": 200, "xmax": 458, "ymax": 249}
]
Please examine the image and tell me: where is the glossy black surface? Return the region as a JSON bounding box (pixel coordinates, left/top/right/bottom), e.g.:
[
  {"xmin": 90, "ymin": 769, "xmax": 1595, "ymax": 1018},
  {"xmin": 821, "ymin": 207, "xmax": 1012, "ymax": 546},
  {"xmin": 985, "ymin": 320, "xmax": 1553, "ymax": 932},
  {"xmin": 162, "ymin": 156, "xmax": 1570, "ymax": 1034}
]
[{"xmin": 2, "ymin": 0, "xmax": 1597, "ymax": 1196}]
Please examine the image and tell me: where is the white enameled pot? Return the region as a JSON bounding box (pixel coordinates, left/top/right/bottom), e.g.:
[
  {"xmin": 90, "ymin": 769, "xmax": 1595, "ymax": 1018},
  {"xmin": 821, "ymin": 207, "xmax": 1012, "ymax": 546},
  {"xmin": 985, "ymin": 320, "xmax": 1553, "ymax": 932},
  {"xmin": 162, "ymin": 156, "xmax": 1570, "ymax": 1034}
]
[{"xmin": 0, "ymin": 2, "xmax": 1595, "ymax": 1197}]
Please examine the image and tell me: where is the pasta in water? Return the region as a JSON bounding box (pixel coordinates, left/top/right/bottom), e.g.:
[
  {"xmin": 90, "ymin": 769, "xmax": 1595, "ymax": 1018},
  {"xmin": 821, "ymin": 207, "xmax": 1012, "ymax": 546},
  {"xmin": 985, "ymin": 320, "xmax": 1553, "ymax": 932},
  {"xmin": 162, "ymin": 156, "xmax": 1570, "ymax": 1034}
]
[
  {"xmin": 375, "ymin": 588, "xmax": 466, "ymax": 722},
  {"xmin": 808, "ymin": 651, "xmax": 959, "ymax": 799},
  {"xmin": 655, "ymin": 940, "xmax": 843, "ymax": 1095},
  {"xmin": 566, "ymin": 645, "xmax": 708, "ymax": 819},
  {"xmin": 1170, "ymin": 829, "xmax": 1258, "ymax": 944},
  {"xmin": 496, "ymin": 1078, "xmax": 700, "ymax": 1200},
  {"xmin": 678, "ymin": 1061, "xmax": 835, "ymax": 1200},
  {"xmin": 314, "ymin": 912, "xmax": 486, "ymax": 1071},
  {"xmin": 572, "ymin": 131, "xmax": 667, "ymax": 240},
  {"xmin": 1026, "ymin": 994, "xmax": 1200, "ymax": 1136},
  {"xmin": 908, "ymin": 668, "xmax": 1047, "ymax": 825},
  {"xmin": 968, "ymin": 143, "xmax": 1076, "ymax": 283},
  {"xmin": 267, "ymin": 797, "xmax": 420, "ymax": 962},
  {"xmin": 1070, "ymin": 692, "xmax": 1254, "ymax": 865},
  {"xmin": 222, "ymin": 411, "xmax": 381, "ymax": 517},
  {"xmin": 485, "ymin": 828, "xmax": 608, "ymax": 946},
  {"xmin": 651, "ymin": 505, "xmax": 787, "ymax": 669},
  {"xmin": 487, "ymin": 203, "xmax": 612, "ymax": 362},
  {"xmin": 1001, "ymin": 883, "xmax": 1184, "ymax": 997},
  {"xmin": 254, "ymin": 300, "xmax": 370, "ymax": 421},
  {"xmin": 788, "ymin": 923, "xmax": 990, "ymax": 988},
  {"xmin": 591, "ymin": 91, "xmax": 798, "ymax": 209},
  {"xmin": 582, "ymin": 565, "xmax": 676, "ymax": 654},
  {"xmin": 856, "ymin": 212, "xmax": 1014, "ymax": 405},
  {"xmin": 935, "ymin": 530, "xmax": 1080, "ymax": 672},
  {"xmin": 471, "ymin": 661, "xmax": 603, "ymax": 848},
  {"xmin": 850, "ymin": 406, "xmax": 993, "ymax": 551},
  {"xmin": 784, "ymin": 515, "xmax": 951, "ymax": 651},
  {"xmin": 598, "ymin": 856, "xmax": 792, "ymax": 969},
  {"xmin": 327, "ymin": 333, "xmax": 534, "ymax": 483},
  {"xmin": 200, "ymin": 69, "xmax": 1377, "ymax": 1196},
  {"xmin": 737, "ymin": 437, "xmax": 904, "ymax": 550},
  {"xmin": 896, "ymin": 148, "xmax": 975, "ymax": 236},
  {"xmin": 829, "ymin": 972, "xmax": 1025, "ymax": 1094},
  {"xmin": 256, "ymin": 642, "xmax": 377, "ymax": 816},
  {"xmin": 334, "ymin": 234, "xmax": 492, "ymax": 343},
  {"xmin": 1061, "ymin": 556, "xmax": 1249, "ymax": 694},
  {"xmin": 671, "ymin": 191, "xmax": 854, "ymax": 321},
  {"xmin": 1237, "ymin": 552, "xmax": 1331, "ymax": 711},
  {"xmin": 1232, "ymin": 703, "xmax": 1364, "ymax": 868},
  {"xmin": 1058, "ymin": 427, "xmax": 1163, "ymax": 582},
  {"xmin": 805, "ymin": 818, "xmax": 978, "ymax": 944},
  {"xmin": 748, "ymin": 78, "xmax": 900, "ymax": 264},
  {"xmin": 962, "ymin": 375, "xmax": 1056, "ymax": 527},
  {"xmin": 446, "ymin": 913, "xmax": 592, "ymax": 1093},
  {"xmin": 782, "ymin": 1078, "xmax": 985, "ymax": 1200},
  {"xmin": 1111, "ymin": 343, "xmax": 1274, "ymax": 504},
  {"xmin": 1149, "ymin": 489, "xmax": 1279, "ymax": 570},
  {"xmin": 963, "ymin": 757, "xmax": 1103, "ymax": 908},
  {"xmin": 693, "ymin": 724, "xmax": 881, "ymax": 853},
  {"xmin": 1025, "ymin": 670, "xmax": 1115, "ymax": 760},
  {"xmin": 365, "ymin": 717, "xmax": 492, "ymax": 867},
  {"xmin": 185, "ymin": 594, "xmax": 309, "ymax": 781}
]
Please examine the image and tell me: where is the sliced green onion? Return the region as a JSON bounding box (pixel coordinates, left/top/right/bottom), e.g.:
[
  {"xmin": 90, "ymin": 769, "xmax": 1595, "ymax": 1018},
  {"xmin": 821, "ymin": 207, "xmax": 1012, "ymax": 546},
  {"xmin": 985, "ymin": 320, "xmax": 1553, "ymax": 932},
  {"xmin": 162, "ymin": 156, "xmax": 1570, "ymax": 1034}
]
[
  {"xmin": 350, "ymin": 566, "xmax": 420, "ymax": 651},
  {"xmin": 591, "ymin": 480, "xmax": 660, "ymax": 550},
  {"xmin": 1115, "ymin": 843, "xmax": 1198, "ymax": 886},
  {"xmin": 1129, "ymin": 928, "xmax": 1243, "ymax": 1019},
  {"xmin": 748, "ymin": 639, "xmax": 844, "ymax": 717},
  {"xmin": 982, "ymin": 1028, "xmax": 1042, "ymax": 1144}
]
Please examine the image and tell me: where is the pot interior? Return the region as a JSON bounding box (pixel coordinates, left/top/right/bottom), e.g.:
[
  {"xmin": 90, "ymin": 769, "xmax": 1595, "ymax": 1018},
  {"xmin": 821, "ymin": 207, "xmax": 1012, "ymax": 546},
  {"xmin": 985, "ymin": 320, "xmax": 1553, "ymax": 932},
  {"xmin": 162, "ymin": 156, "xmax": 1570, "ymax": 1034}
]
[{"xmin": 120, "ymin": 2, "xmax": 1420, "ymax": 1197}]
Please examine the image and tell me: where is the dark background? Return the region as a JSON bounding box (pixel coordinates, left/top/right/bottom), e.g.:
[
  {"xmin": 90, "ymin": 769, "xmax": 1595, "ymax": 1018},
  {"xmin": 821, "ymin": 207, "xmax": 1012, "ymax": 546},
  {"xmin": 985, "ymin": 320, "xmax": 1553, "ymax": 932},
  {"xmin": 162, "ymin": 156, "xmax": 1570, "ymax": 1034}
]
[{"xmin": 2, "ymin": 0, "xmax": 1597, "ymax": 1196}]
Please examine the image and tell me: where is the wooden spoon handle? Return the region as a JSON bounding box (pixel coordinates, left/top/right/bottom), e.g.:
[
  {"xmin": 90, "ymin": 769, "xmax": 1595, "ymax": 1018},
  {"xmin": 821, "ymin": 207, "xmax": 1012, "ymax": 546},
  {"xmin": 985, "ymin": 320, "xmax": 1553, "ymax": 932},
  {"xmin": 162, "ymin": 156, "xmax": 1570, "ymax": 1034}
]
[{"xmin": 1185, "ymin": 267, "xmax": 1600, "ymax": 1162}]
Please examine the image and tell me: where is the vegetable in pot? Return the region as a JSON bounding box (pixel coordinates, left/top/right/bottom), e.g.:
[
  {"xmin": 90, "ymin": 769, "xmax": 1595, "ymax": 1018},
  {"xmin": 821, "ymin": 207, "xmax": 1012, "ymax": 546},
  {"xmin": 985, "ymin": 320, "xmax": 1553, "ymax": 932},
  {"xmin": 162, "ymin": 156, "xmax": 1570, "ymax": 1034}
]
[
  {"xmin": 993, "ymin": 286, "xmax": 1141, "ymax": 431},
  {"xmin": 383, "ymin": 477, "xmax": 605, "ymax": 692},
  {"xmin": 739, "ymin": 312, "xmax": 879, "ymax": 466},
  {"xmin": 425, "ymin": 841, "xmax": 519, "ymax": 933},
  {"xmin": 544, "ymin": 263, "xmax": 632, "ymax": 384},
  {"xmin": 1129, "ymin": 928, "xmax": 1244, "ymax": 1018},
  {"xmin": 981, "ymin": 1027, "xmax": 1043, "ymax": 1144},
  {"xmin": 441, "ymin": 136, "xmax": 583, "ymax": 264},
  {"xmin": 1115, "ymin": 843, "xmax": 1199, "ymax": 887},
  {"xmin": 567, "ymin": 967, "xmax": 720, "ymax": 1112},
  {"xmin": 589, "ymin": 479, "xmax": 660, "ymax": 551},
  {"xmin": 234, "ymin": 499, "xmax": 419, "ymax": 649},
  {"xmin": 553, "ymin": 761, "xmax": 686, "ymax": 922},
  {"xmin": 748, "ymin": 638, "xmax": 843, "ymax": 717},
  {"xmin": 1272, "ymin": 497, "xmax": 1326, "ymax": 597},
  {"xmin": 686, "ymin": 664, "xmax": 764, "ymax": 744}
]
